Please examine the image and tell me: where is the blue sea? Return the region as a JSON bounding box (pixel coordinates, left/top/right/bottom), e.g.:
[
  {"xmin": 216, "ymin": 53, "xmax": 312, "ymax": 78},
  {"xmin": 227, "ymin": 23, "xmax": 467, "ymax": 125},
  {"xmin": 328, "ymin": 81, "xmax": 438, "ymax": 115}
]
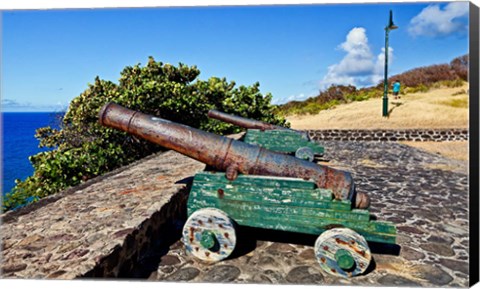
[{"xmin": 2, "ymin": 112, "xmax": 62, "ymax": 196}]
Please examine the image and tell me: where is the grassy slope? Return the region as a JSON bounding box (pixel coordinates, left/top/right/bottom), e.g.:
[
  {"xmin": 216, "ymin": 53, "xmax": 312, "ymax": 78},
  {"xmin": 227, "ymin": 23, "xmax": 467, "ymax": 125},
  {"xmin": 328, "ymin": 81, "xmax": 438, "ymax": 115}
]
[
  {"xmin": 286, "ymin": 83, "xmax": 469, "ymax": 130},
  {"xmin": 285, "ymin": 82, "xmax": 469, "ymax": 162}
]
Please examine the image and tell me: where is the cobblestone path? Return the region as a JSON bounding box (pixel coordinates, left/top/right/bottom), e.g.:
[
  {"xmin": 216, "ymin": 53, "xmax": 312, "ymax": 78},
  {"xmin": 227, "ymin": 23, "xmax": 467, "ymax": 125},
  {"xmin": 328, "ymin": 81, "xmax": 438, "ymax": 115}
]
[{"xmin": 148, "ymin": 141, "xmax": 470, "ymax": 287}]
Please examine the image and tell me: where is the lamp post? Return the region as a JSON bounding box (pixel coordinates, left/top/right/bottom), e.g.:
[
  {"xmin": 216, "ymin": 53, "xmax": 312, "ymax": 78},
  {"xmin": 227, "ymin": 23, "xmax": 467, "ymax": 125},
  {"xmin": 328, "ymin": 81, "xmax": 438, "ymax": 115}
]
[{"xmin": 382, "ymin": 10, "xmax": 398, "ymax": 117}]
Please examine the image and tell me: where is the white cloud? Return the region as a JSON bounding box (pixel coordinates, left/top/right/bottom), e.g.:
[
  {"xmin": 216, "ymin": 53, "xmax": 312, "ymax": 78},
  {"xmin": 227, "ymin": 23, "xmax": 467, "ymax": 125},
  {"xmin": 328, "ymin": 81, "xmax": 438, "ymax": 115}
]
[
  {"xmin": 2, "ymin": 99, "xmax": 29, "ymax": 108},
  {"xmin": 335, "ymin": 27, "xmax": 375, "ymax": 76},
  {"xmin": 1, "ymin": 99, "xmax": 64, "ymax": 112},
  {"xmin": 371, "ymin": 46, "xmax": 394, "ymax": 85},
  {"xmin": 319, "ymin": 27, "xmax": 393, "ymax": 90},
  {"xmin": 272, "ymin": 93, "xmax": 308, "ymax": 104},
  {"xmin": 408, "ymin": 2, "xmax": 469, "ymax": 37}
]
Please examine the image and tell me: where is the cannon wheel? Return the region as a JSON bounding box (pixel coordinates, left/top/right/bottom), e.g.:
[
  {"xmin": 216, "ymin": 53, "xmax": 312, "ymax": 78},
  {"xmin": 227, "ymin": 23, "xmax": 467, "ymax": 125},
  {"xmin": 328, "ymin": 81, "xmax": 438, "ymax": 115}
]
[
  {"xmin": 295, "ymin": 146, "xmax": 315, "ymax": 162},
  {"xmin": 314, "ymin": 228, "xmax": 371, "ymax": 278},
  {"xmin": 182, "ymin": 208, "xmax": 237, "ymax": 262}
]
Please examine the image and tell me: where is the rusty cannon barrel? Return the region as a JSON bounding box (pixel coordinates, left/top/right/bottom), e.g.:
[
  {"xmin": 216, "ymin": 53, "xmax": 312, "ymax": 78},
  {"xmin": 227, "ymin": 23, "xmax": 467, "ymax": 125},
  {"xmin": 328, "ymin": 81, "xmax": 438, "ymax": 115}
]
[
  {"xmin": 207, "ymin": 109, "xmax": 307, "ymax": 136},
  {"xmin": 99, "ymin": 103, "xmax": 369, "ymax": 209}
]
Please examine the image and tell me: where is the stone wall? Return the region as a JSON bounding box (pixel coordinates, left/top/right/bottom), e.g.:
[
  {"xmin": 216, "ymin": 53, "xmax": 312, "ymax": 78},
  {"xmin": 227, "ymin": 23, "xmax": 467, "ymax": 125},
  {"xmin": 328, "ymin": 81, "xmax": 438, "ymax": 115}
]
[
  {"xmin": 1, "ymin": 151, "xmax": 205, "ymax": 279},
  {"xmin": 307, "ymin": 129, "xmax": 468, "ymax": 142}
]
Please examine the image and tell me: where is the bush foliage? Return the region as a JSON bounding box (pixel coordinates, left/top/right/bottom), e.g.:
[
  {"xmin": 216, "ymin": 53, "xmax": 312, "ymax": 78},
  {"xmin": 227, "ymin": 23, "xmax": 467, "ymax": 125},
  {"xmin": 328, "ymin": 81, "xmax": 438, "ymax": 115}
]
[{"xmin": 3, "ymin": 57, "xmax": 287, "ymax": 211}]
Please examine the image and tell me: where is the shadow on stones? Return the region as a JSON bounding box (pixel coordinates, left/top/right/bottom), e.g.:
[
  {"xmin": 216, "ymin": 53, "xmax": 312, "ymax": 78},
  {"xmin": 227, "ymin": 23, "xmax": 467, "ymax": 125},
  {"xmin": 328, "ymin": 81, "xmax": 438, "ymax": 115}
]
[
  {"xmin": 369, "ymin": 241, "xmax": 401, "ymax": 256},
  {"xmin": 228, "ymin": 226, "xmax": 318, "ymax": 260},
  {"xmin": 363, "ymin": 257, "xmax": 377, "ymax": 276}
]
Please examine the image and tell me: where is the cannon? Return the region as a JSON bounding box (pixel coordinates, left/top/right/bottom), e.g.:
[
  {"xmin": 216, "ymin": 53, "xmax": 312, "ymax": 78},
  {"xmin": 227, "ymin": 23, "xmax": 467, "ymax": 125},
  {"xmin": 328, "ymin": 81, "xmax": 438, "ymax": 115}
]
[
  {"xmin": 99, "ymin": 103, "xmax": 396, "ymax": 278},
  {"xmin": 208, "ymin": 110, "xmax": 324, "ymax": 162}
]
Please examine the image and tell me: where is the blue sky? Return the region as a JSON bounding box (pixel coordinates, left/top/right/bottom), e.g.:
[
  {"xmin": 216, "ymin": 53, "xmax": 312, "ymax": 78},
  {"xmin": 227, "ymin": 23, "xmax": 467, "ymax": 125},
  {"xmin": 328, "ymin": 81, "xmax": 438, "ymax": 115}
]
[{"xmin": 1, "ymin": 1, "xmax": 470, "ymax": 111}]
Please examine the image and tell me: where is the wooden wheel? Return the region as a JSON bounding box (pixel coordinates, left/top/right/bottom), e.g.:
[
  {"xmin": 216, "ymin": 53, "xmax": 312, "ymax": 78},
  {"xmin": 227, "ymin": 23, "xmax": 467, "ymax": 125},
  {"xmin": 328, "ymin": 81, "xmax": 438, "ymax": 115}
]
[
  {"xmin": 182, "ymin": 208, "xmax": 237, "ymax": 262},
  {"xmin": 314, "ymin": 228, "xmax": 371, "ymax": 278},
  {"xmin": 295, "ymin": 146, "xmax": 314, "ymax": 162}
]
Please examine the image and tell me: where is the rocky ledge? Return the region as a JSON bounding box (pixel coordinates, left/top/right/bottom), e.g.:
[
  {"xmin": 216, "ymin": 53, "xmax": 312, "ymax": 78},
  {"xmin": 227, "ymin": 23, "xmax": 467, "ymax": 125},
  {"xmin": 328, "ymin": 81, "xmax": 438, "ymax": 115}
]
[{"xmin": 1, "ymin": 151, "xmax": 205, "ymax": 279}]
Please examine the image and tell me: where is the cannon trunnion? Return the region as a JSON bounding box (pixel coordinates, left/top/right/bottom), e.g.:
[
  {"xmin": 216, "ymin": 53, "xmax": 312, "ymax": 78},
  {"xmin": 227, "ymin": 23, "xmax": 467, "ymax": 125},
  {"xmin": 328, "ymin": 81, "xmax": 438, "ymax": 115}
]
[{"xmin": 99, "ymin": 103, "xmax": 396, "ymax": 278}]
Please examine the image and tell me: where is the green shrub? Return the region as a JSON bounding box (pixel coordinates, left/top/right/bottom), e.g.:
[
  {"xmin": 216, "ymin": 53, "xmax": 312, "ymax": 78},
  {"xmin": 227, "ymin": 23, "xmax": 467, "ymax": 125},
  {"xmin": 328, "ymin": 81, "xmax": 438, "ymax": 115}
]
[
  {"xmin": 441, "ymin": 78, "xmax": 465, "ymax": 88},
  {"xmin": 452, "ymin": 89, "xmax": 467, "ymax": 96},
  {"xmin": 345, "ymin": 92, "xmax": 372, "ymax": 102},
  {"xmin": 404, "ymin": 84, "xmax": 430, "ymax": 94},
  {"xmin": 440, "ymin": 98, "xmax": 468, "ymax": 108},
  {"xmin": 3, "ymin": 57, "xmax": 286, "ymax": 211}
]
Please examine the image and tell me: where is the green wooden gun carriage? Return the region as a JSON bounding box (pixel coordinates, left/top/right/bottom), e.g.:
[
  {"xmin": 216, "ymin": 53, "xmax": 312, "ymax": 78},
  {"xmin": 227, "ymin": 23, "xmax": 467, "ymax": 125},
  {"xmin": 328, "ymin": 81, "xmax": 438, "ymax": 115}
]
[
  {"xmin": 208, "ymin": 110, "xmax": 324, "ymax": 162},
  {"xmin": 99, "ymin": 103, "xmax": 396, "ymax": 278}
]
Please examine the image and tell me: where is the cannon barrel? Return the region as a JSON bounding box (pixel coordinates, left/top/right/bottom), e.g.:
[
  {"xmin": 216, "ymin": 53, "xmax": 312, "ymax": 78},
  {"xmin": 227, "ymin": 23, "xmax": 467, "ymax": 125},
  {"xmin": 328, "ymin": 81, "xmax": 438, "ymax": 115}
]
[
  {"xmin": 207, "ymin": 109, "xmax": 308, "ymax": 137},
  {"xmin": 207, "ymin": 109, "xmax": 284, "ymax": 131},
  {"xmin": 99, "ymin": 103, "xmax": 369, "ymax": 208}
]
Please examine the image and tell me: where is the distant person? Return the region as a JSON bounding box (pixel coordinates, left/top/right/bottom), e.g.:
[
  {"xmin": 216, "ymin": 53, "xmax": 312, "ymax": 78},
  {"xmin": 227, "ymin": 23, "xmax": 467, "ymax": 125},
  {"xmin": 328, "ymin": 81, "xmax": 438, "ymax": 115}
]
[{"xmin": 393, "ymin": 81, "xmax": 401, "ymax": 99}]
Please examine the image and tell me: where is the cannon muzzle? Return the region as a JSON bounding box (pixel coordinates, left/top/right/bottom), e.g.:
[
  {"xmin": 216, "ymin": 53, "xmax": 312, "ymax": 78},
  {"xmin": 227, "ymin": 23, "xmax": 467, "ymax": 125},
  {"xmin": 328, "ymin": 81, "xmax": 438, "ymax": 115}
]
[{"xmin": 99, "ymin": 103, "xmax": 369, "ymax": 208}]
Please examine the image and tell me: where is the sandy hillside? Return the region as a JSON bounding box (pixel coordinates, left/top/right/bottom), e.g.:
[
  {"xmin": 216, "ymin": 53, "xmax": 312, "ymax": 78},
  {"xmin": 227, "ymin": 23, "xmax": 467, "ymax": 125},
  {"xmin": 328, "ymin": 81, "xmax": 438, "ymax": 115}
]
[{"xmin": 287, "ymin": 83, "xmax": 469, "ymax": 130}]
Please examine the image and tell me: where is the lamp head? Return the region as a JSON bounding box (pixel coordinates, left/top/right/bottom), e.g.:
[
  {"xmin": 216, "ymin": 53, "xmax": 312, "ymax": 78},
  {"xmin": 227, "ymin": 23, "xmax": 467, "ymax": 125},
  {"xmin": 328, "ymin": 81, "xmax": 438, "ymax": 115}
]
[{"xmin": 387, "ymin": 10, "xmax": 398, "ymax": 30}]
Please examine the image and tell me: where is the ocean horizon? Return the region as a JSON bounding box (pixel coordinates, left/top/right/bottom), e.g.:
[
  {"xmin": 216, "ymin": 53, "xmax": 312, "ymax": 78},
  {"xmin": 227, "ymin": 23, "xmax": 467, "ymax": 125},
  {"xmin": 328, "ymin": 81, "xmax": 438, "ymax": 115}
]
[{"xmin": 2, "ymin": 111, "xmax": 63, "ymax": 196}]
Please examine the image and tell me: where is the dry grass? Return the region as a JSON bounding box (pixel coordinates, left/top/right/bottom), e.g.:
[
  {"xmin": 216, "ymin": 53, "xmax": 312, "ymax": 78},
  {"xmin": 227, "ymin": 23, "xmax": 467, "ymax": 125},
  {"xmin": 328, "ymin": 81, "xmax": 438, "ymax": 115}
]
[
  {"xmin": 400, "ymin": 141, "xmax": 469, "ymax": 162},
  {"xmin": 287, "ymin": 83, "xmax": 469, "ymax": 130}
]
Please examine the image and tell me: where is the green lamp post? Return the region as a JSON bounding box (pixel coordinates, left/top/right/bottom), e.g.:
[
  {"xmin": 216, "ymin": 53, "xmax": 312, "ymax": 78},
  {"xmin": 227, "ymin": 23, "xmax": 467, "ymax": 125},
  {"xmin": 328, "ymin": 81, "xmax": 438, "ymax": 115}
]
[{"xmin": 382, "ymin": 10, "xmax": 398, "ymax": 117}]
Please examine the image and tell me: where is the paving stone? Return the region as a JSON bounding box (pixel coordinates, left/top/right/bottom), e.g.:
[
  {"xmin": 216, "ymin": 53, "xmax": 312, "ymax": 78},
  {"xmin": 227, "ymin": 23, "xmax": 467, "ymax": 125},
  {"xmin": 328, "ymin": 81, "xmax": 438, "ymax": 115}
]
[
  {"xmin": 159, "ymin": 255, "xmax": 180, "ymax": 266},
  {"xmin": 411, "ymin": 264, "xmax": 454, "ymax": 286},
  {"xmin": 386, "ymin": 216, "xmax": 406, "ymax": 223},
  {"xmin": 203, "ymin": 265, "xmax": 241, "ymax": 282},
  {"xmin": 159, "ymin": 265, "xmax": 176, "ymax": 274},
  {"xmin": 257, "ymin": 256, "xmax": 280, "ymax": 267},
  {"xmin": 266, "ymin": 243, "xmax": 297, "ymax": 253},
  {"xmin": 439, "ymin": 258, "xmax": 469, "ymax": 275},
  {"xmin": 262, "ymin": 269, "xmax": 286, "ymax": 283},
  {"xmin": 286, "ymin": 266, "xmax": 324, "ymax": 284},
  {"xmin": 2, "ymin": 263, "xmax": 28, "ymax": 274},
  {"xmin": 299, "ymin": 248, "xmax": 315, "ymax": 260},
  {"xmin": 420, "ymin": 243, "xmax": 455, "ymax": 257},
  {"xmin": 147, "ymin": 271, "xmax": 158, "ymax": 280},
  {"xmin": 400, "ymin": 246, "xmax": 426, "ymax": 261},
  {"xmin": 397, "ymin": 225, "xmax": 426, "ymax": 235},
  {"xmin": 165, "ymin": 267, "xmax": 200, "ymax": 281},
  {"xmin": 427, "ymin": 235, "xmax": 455, "ymax": 245},
  {"xmin": 377, "ymin": 274, "xmax": 422, "ymax": 286},
  {"xmin": 250, "ymin": 273, "xmax": 273, "ymax": 283}
]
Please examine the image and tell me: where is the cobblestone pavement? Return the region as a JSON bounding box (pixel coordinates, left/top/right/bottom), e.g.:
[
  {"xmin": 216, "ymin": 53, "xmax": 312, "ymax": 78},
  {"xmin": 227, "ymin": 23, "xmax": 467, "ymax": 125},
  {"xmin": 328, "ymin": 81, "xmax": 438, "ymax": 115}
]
[{"xmin": 147, "ymin": 141, "xmax": 470, "ymax": 287}]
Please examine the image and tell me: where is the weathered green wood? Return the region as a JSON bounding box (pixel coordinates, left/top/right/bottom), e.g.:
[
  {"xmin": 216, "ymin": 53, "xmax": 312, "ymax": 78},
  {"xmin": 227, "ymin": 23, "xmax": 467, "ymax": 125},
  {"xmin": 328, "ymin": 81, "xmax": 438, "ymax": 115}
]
[
  {"xmin": 187, "ymin": 172, "xmax": 397, "ymax": 245},
  {"xmin": 245, "ymin": 129, "xmax": 309, "ymax": 137},
  {"xmin": 190, "ymin": 184, "xmax": 351, "ymax": 211},
  {"xmin": 188, "ymin": 200, "xmax": 396, "ymax": 244},
  {"xmin": 189, "ymin": 197, "xmax": 370, "ymax": 222},
  {"xmin": 193, "ymin": 172, "xmax": 316, "ymax": 190},
  {"xmin": 191, "ymin": 181, "xmax": 335, "ymax": 203},
  {"xmin": 244, "ymin": 129, "xmax": 324, "ymax": 154},
  {"xmin": 244, "ymin": 138, "xmax": 323, "ymax": 151}
]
